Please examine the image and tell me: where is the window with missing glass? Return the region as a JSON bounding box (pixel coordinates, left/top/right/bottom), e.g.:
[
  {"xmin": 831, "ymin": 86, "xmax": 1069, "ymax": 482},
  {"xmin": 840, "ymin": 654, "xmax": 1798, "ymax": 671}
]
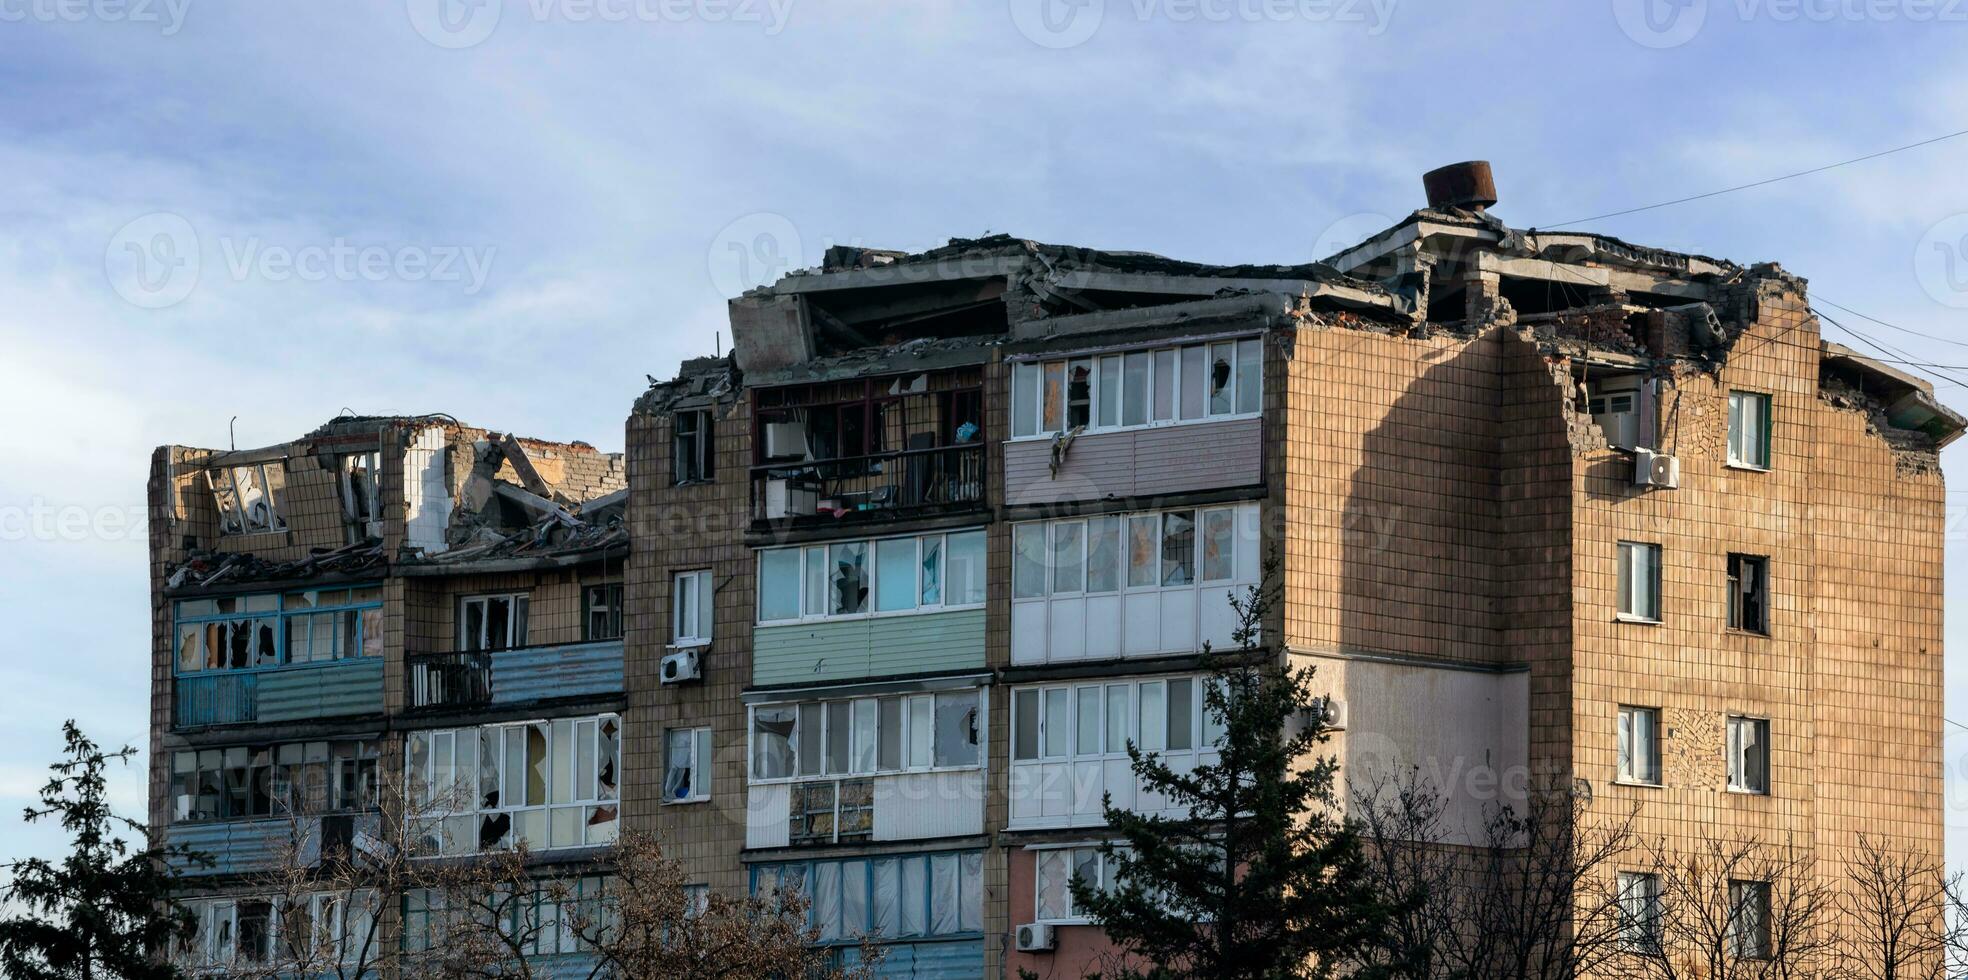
[
  {"xmin": 405, "ymin": 714, "xmax": 619, "ymax": 856},
  {"xmin": 673, "ymin": 409, "xmax": 715, "ymax": 484},
  {"xmin": 749, "ymin": 689, "xmax": 982, "ymax": 783},
  {"xmin": 583, "ymin": 583, "xmax": 623, "ymax": 641},
  {"xmin": 756, "ymin": 529, "xmax": 986, "ymax": 623},
  {"xmin": 1727, "ymin": 716, "xmax": 1770, "ymax": 795},
  {"xmin": 459, "ymin": 593, "xmax": 529, "ymax": 652},
  {"xmin": 1727, "ymin": 554, "xmax": 1768, "ymax": 635},
  {"xmin": 1035, "ymin": 846, "xmax": 1121, "ymax": 922},
  {"xmin": 1617, "ymin": 705, "xmax": 1661, "ymax": 786},
  {"xmin": 175, "ymin": 587, "xmax": 384, "ymax": 675},
  {"xmin": 663, "ymin": 727, "xmax": 712, "ymax": 803},
  {"xmin": 171, "ymin": 739, "xmax": 379, "ymax": 823},
  {"xmin": 1009, "ymin": 337, "xmax": 1263, "ymax": 439},
  {"xmin": 1011, "ymin": 506, "xmax": 1249, "ymax": 599}
]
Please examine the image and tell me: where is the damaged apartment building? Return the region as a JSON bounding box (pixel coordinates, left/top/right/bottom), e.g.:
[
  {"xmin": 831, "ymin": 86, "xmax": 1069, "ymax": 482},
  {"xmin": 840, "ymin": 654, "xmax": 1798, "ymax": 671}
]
[
  {"xmin": 148, "ymin": 416, "xmax": 630, "ymax": 971},
  {"xmin": 150, "ymin": 161, "xmax": 1961, "ymax": 977}
]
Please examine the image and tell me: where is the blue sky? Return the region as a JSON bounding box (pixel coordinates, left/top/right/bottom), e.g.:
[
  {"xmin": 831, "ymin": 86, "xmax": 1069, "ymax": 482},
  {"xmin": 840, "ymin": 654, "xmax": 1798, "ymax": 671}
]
[{"xmin": 5, "ymin": 0, "xmax": 1968, "ymax": 875}]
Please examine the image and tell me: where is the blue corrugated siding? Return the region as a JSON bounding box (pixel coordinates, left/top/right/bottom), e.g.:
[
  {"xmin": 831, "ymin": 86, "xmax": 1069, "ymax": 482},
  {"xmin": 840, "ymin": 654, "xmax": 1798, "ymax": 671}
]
[
  {"xmin": 492, "ymin": 640, "xmax": 624, "ymax": 705},
  {"xmin": 257, "ymin": 660, "xmax": 384, "ymax": 723},
  {"xmin": 174, "ymin": 674, "xmax": 258, "ymax": 727},
  {"xmin": 842, "ymin": 939, "xmax": 983, "ymax": 978},
  {"xmin": 755, "ymin": 609, "xmax": 986, "ymax": 687},
  {"xmin": 164, "ymin": 821, "xmax": 287, "ymax": 877}
]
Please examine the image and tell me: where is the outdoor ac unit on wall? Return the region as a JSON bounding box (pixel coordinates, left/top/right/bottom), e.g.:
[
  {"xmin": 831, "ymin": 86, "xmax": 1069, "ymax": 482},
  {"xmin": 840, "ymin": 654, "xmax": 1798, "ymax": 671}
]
[
  {"xmin": 1016, "ymin": 923, "xmax": 1056, "ymax": 952},
  {"xmin": 1633, "ymin": 449, "xmax": 1680, "ymax": 490},
  {"xmin": 764, "ymin": 421, "xmax": 807, "ymax": 459},
  {"xmin": 660, "ymin": 647, "xmax": 702, "ymax": 685}
]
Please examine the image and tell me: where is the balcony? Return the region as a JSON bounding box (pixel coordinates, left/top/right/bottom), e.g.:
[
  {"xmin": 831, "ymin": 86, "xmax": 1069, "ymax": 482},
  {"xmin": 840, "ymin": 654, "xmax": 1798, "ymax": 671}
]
[
  {"xmin": 164, "ymin": 813, "xmax": 382, "ymax": 877},
  {"xmin": 174, "ymin": 659, "xmax": 384, "ymax": 730},
  {"xmin": 406, "ymin": 639, "xmax": 623, "ymax": 711},
  {"xmin": 750, "ymin": 443, "xmax": 985, "ymax": 528}
]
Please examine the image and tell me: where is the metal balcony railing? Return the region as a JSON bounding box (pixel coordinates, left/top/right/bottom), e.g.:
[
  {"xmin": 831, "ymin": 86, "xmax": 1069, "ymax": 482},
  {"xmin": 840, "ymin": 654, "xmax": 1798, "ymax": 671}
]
[{"xmin": 750, "ymin": 443, "xmax": 986, "ymax": 525}]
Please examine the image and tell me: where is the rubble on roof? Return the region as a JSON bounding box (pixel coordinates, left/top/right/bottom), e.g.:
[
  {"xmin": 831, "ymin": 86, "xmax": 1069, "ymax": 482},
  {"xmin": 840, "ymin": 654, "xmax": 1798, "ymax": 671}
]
[{"xmin": 167, "ymin": 541, "xmax": 387, "ymax": 590}]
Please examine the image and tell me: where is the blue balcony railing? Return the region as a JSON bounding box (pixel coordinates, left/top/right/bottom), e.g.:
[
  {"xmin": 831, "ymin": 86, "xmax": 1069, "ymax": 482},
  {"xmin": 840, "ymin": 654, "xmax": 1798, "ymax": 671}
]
[
  {"xmin": 173, "ymin": 660, "xmax": 384, "ymax": 730},
  {"xmin": 406, "ymin": 640, "xmax": 624, "ymax": 711}
]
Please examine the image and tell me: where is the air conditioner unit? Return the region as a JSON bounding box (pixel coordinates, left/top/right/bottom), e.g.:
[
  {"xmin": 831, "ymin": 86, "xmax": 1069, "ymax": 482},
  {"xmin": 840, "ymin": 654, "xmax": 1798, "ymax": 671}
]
[
  {"xmin": 764, "ymin": 422, "xmax": 808, "ymax": 459},
  {"xmin": 1015, "ymin": 922, "xmax": 1056, "ymax": 953},
  {"xmin": 660, "ymin": 647, "xmax": 702, "ymax": 685},
  {"xmin": 1633, "ymin": 449, "xmax": 1680, "ymax": 489},
  {"xmin": 1304, "ymin": 696, "xmax": 1347, "ymax": 731}
]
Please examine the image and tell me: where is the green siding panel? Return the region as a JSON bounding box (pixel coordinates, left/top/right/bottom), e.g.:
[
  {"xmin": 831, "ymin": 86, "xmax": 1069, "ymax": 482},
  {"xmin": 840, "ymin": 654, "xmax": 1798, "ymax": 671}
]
[
  {"xmin": 755, "ymin": 609, "xmax": 985, "ymax": 687},
  {"xmin": 257, "ymin": 660, "xmax": 384, "ymax": 723}
]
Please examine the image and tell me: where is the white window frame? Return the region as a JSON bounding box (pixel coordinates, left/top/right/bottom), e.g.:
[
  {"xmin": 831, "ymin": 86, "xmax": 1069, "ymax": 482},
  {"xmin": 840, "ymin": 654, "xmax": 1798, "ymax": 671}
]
[
  {"xmin": 405, "ymin": 713, "xmax": 621, "ymax": 855},
  {"xmin": 1008, "ymin": 336, "xmax": 1263, "ymax": 441},
  {"xmin": 1726, "ymin": 715, "xmax": 1770, "ymax": 795},
  {"xmin": 1727, "ymin": 390, "xmax": 1772, "ymax": 470},
  {"xmin": 747, "ymin": 689, "xmax": 986, "ymax": 785},
  {"xmin": 1012, "ymin": 504, "xmax": 1251, "ymax": 601},
  {"xmin": 755, "ymin": 529, "xmax": 987, "ymax": 625},
  {"xmin": 1032, "ymin": 844, "xmax": 1121, "ymax": 924},
  {"xmin": 663, "ymin": 727, "xmax": 713, "ymax": 804},
  {"xmin": 458, "ymin": 592, "xmax": 530, "ymax": 652},
  {"xmin": 339, "ymin": 451, "xmax": 383, "ymax": 527},
  {"xmin": 1617, "ymin": 705, "xmax": 1662, "ymax": 787},
  {"xmin": 1011, "ymin": 675, "xmax": 1214, "ymax": 764},
  {"xmin": 1615, "ymin": 541, "xmax": 1662, "ymax": 623},
  {"xmin": 1586, "ymin": 375, "xmax": 1643, "ymax": 450},
  {"xmin": 672, "ymin": 570, "xmax": 713, "ymax": 647},
  {"xmin": 1616, "ymin": 871, "xmax": 1662, "ymax": 952}
]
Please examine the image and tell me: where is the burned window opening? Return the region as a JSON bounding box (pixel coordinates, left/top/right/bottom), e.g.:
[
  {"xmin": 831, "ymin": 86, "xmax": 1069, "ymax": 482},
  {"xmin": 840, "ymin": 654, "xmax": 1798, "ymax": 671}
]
[{"xmin": 210, "ymin": 462, "xmax": 289, "ymax": 535}]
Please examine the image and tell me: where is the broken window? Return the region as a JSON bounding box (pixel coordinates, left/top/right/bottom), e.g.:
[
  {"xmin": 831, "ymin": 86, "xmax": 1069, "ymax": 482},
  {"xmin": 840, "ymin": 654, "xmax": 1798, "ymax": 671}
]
[
  {"xmin": 583, "ymin": 583, "xmax": 623, "ymax": 641},
  {"xmin": 339, "ymin": 451, "xmax": 382, "ymax": 538},
  {"xmin": 672, "ymin": 570, "xmax": 712, "ymax": 645},
  {"xmin": 749, "ymin": 690, "xmax": 982, "ymax": 782},
  {"xmin": 1616, "ymin": 541, "xmax": 1662, "ymax": 622},
  {"xmin": 754, "ymin": 852, "xmax": 981, "ymax": 940},
  {"xmin": 1036, "ymin": 846, "xmax": 1118, "ymax": 922},
  {"xmin": 210, "ymin": 462, "xmax": 289, "ymax": 535},
  {"xmin": 673, "ymin": 410, "xmax": 715, "ymax": 485},
  {"xmin": 459, "ymin": 593, "xmax": 529, "ymax": 652},
  {"xmin": 1160, "ymin": 510, "xmax": 1195, "ymax": 586},
  {"xmin": 1728, "ymin": 880, "xmax": 1772, "ymax": 959},
  {"xmin": 1066, "ymin": 358, "xmax": 1093, "ymax": 430},
  {"xmin": 757, "ymin": 530, "xmax": 983, "ymax": 621},
  {"xmin": 1727, "ymin": 715, "xmax": 1770, "ymax": 795},
  {"xmin": 1617, "ymin": 872, "xmax": 1663, "ymax": 952},
  {"xmin": 1617, "ymin": 705, "xmax": 1661, "ymax": 785},
  {"xmin": 1728, "ymin": 390, "xmax": 1772, "ymax": 469},
  {"xmin": 173, "ymin": 740, "xmax": 379, "ymax": 823},
  {"xmin": 407, "ymin": 714, "xmax": 619, "ymax": 855},
  {"xmin": 1013, "ymin": 338, "xmax": 1262, "ymax": 438},
  {"xmin": 175, "ymin": 588, "xmax": 381, "ymax": 674},
  {"xmin": 663, "ymin": 727, "xmax": 712, "ymax": 803},
  {"xmin": 1727, "ymin": 554, "xmax": 1769, "ymax": 635}
]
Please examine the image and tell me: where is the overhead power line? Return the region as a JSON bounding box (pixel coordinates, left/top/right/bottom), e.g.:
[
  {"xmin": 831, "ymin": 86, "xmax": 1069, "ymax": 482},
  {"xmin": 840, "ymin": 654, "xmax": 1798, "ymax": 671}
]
[{"xmin": 1543, "ymin": 127, "xmax": 1968, "ymax": 229}]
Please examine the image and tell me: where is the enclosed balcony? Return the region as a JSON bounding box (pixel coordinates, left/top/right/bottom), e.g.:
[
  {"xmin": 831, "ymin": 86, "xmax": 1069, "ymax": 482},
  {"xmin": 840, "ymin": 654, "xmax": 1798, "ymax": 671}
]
[
  {"xmin": 749, "ymin": 371, "xmax": 986, "ymax": 529},
  {"xmin": 404, "ymin": 639, "xmax": 624, "ymax": 711}
]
